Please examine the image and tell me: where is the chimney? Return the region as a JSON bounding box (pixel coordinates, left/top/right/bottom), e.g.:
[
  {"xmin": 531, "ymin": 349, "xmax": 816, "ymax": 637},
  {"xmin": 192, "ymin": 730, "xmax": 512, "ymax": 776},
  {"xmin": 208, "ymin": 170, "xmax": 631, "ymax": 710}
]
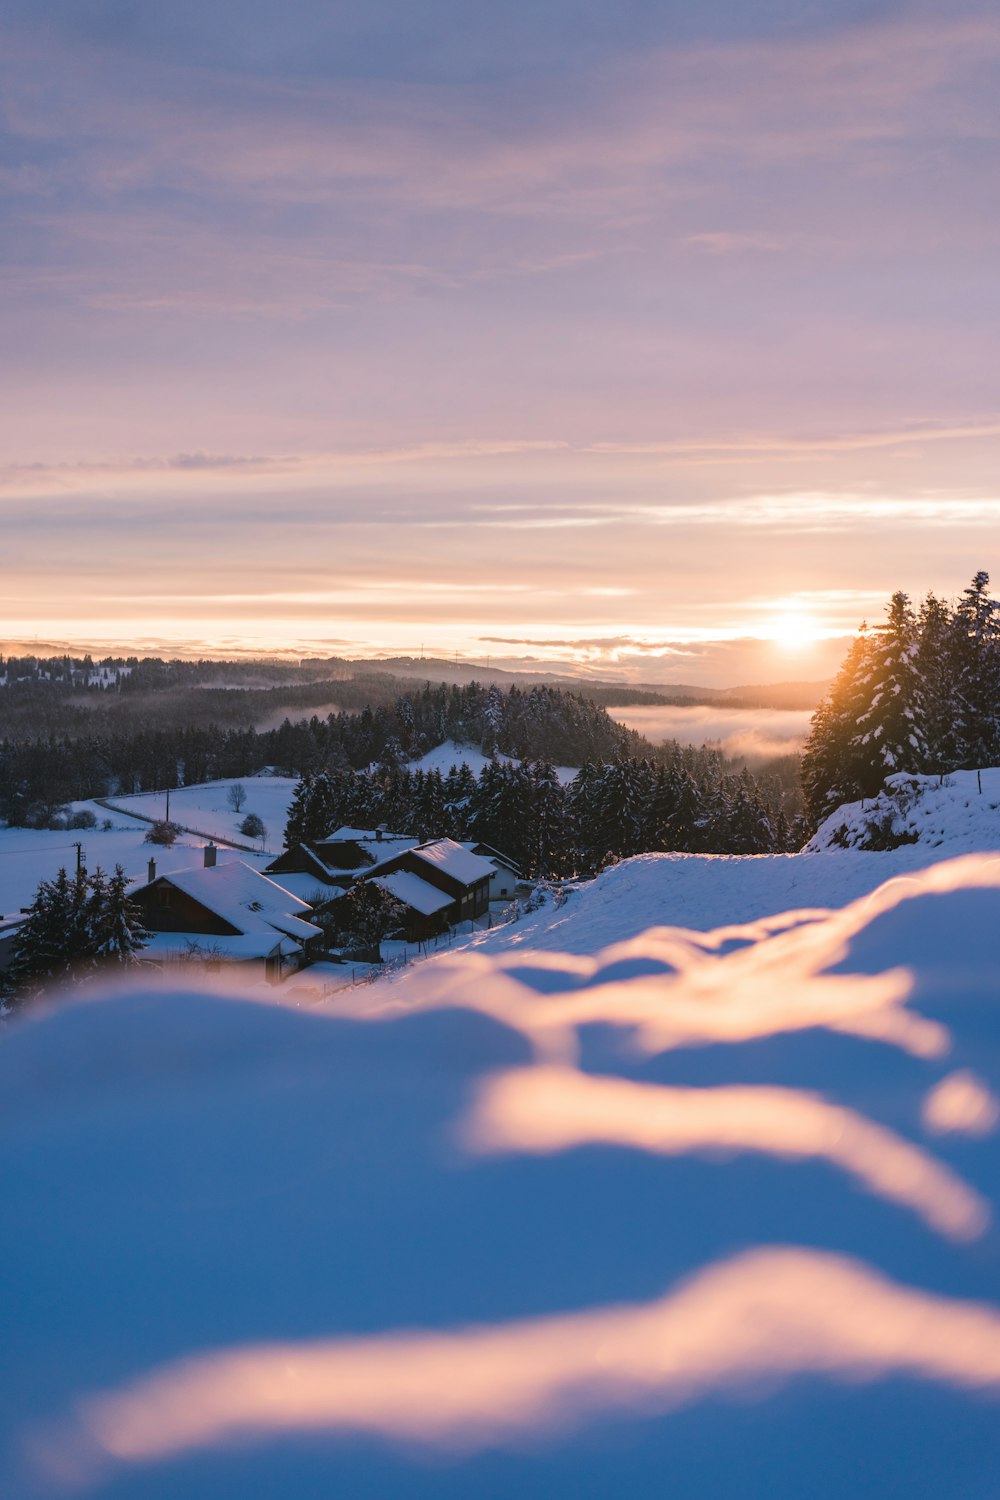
[
  {"xmin": 375, "ymin": 823, "xmax": 386, "ymax": 842},
  {"xmin": 147, "ymin": 858, "xmax": 156, "ymax": 883},
  {"xmin": 204, "ymin": 842, "xmax": 217, "ymax": 868}
]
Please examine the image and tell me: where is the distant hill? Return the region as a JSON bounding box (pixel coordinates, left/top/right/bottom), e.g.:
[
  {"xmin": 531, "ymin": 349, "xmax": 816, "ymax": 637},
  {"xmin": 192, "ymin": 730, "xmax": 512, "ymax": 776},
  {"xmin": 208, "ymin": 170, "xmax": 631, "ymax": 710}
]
[{"xmin": 345, "ymin": 661, "xmax": 829, "ymax": 710}]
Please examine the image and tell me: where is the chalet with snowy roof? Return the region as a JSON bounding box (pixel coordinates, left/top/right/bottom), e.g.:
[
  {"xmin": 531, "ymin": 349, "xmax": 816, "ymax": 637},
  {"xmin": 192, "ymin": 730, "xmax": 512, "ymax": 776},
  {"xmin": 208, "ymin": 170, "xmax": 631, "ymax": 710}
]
[
  {"xmin": 341, "ymin": 837, "xmax": 495, "ymax": 941},
  {"xmin": 264, "ymin": 826, "xmax": 421, "ymax": 904},
  {"xmin": 131, "ymin": 844, "xmax": 321, "ymax": 978},
  {"xmin": 266, "ymin": 828, "xmax": 519, "ymax": 910}
]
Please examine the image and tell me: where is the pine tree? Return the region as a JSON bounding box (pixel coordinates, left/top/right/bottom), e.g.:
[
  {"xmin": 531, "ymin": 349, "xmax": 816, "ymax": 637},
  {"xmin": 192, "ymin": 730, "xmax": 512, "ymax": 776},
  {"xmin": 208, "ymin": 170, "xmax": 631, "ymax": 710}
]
[
  {"xmin": 661, "ymin": 769, "xmax": 706, "ymax": 852},
  {"xmin": 801, "ymin": 629, "xmax": 875, "ymax": 824},
  {"xmin": 566, "ymin": 762, "xmax": 604, "ymax": 871},
  {"xmin": 589, "ymin": 759, "xmax": 654, "ymax": 860},
  {"xmin": 802, "ymin": 569, "xmax": 1000, "ymax": 831},
  {"xmin": 283, "ymin": 773, "xmax": 315, "ymax": 848},
  {"xmin": 94, "ymin": 865, "xmax": 150, "ymax": 964},
  {"xmin": 852, "ymin": 591, "xmax": 924, "ymax": 789},
  {"xmin": 7, "ymin": 863, "xmax": 147, "ymax": 1001},
  {"xmin": 526, "ymin": 760, "xmax": 569, "ymax": 876},
  {"xmin": 8, "ymin": 870, "xmax": 70, "ymax": 996},
  {"xmin": 952, "ymin": 571, "xmax": 1000, "ymax": 770},
  {"xmin": 913, "ymin": 593, "xmax": 963, "ymax": 776},
  {"xmin": 283, "ymin": 770, "xmax": 345, "ymax": 847}
]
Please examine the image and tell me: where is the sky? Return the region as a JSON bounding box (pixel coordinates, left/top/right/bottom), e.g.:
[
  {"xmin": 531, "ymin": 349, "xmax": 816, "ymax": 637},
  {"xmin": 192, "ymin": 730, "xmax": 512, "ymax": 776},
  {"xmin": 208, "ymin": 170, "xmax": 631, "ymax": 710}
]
[{"xmin": 2, "ymin": 0, "xmax": 999, "ymax": 685}]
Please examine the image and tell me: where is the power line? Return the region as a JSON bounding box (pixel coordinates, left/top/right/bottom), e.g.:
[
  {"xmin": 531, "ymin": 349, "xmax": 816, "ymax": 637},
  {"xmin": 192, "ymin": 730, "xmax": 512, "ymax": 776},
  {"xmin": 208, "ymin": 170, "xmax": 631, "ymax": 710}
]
[{"xmin": 0, "ymin": 841, "xmax": 105, "ymax": 857}]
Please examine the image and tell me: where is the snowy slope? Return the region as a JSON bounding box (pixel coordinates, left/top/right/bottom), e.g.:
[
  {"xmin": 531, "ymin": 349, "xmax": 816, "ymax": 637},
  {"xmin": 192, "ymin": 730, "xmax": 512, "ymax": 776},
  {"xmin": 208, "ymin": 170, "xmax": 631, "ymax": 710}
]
[
  {"xmin": 807, "ymin": 767, "xmax": 1000, "ymax": 853},
  {"xmin": 451, "ymin": 765, "xmax": 1000, "ymax": 957},
  {"xmin": 459, "ymin": 840, "xmax": 1000, "ymax": 955},
  {"xmin": 3, "ymin": 854, "xmax": 1000, "ymax": 1498},
  {"xmin": 100, "ymin": 776, "xmax": 297, "ymax": 850},
  {"xmin": 408, "ymin": 738, "xmax": 579, "ymax": 785}
]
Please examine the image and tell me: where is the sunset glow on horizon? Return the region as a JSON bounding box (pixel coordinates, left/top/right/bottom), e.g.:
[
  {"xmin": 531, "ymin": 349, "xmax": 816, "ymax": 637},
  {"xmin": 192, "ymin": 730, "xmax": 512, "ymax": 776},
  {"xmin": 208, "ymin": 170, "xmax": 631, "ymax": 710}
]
[{"xmin": 3, "ymin": 2, "xmax": 999, "ymax": 684}]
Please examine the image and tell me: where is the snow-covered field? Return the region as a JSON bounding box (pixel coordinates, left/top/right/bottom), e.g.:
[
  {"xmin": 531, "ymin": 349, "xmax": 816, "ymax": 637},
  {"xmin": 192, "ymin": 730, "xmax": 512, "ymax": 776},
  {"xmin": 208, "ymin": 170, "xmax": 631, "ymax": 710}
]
[
  {"xmin": 100, "ymin": 776, "xmax": 298, "ymax": 851},
  {"xmin": 4, "ymin": 835, "xmax": 1000, "ymax": 1496},
  {"xmin": 0, "ymin": 774, "xmax": 298, "ymax": 916},
  {"xmin": 0, "ymin": 806, "xmax": 273, "ymax": 918}
]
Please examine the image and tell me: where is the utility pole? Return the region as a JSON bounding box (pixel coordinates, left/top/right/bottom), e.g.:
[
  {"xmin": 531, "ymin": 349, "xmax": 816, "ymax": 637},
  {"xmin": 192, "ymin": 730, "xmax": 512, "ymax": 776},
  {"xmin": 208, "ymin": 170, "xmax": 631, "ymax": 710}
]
[
  {"xmin": 73, "ymin": 841, "xmax": 85, "ymax": 874},
  {"xmin": 165, "ymin": 787, "xmax": 171, "ymax": 821}
]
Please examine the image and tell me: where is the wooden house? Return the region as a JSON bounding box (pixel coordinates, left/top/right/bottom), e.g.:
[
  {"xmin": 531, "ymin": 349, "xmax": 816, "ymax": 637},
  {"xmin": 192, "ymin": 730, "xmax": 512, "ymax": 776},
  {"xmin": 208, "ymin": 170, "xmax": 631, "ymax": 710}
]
[
  {"xmin": 357, "ymin": 838, "xmax": 495, "ymax": 941},
  {"xmin": 131, "ymin": 845, "xmax": 321, "ymax": 978}
]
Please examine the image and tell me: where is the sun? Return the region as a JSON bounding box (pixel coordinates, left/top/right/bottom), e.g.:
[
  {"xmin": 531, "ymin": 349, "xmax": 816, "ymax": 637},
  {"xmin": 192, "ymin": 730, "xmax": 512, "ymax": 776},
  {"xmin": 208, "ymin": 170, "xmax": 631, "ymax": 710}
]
[{"xmin": 767, "ymin": 612, "xmax": 820, "ymax": 651}]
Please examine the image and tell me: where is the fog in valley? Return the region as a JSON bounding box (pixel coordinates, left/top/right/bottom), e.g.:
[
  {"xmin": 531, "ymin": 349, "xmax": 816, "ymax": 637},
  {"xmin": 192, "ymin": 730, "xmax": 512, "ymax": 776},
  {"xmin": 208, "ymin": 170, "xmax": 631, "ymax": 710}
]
[{"xmin": 611, "ymin": 705, "xmax": 813, "ymax": 764}]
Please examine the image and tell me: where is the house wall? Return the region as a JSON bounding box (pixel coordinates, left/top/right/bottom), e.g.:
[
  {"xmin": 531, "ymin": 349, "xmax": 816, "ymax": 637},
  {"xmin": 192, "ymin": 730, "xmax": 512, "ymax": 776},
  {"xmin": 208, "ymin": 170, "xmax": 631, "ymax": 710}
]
[
  {"xmin": 484, "ymin": 865, "xmax": 515, "ymax": 900},
  {"xmin": 0, "ymin": 927, "xmax": 23, "ymax": 977}
]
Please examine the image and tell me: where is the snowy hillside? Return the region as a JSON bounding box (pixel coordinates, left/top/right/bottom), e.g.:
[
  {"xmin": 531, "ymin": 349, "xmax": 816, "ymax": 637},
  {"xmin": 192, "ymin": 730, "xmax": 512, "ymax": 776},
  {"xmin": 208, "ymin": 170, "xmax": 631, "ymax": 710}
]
[
  {"xmin": 806, "ymin": 768, "xmax": 1000, "ymax": 853},
  {"xmin": 4, "ymin": 854, "xmax": 1000, "ymax": 1498},
  {"xmin": 100, "ymin": 776, "xmax": 298, "ymax": 851},
  {"xmin": 408, "ymin": 738, "xmax": 579, "ymax": 785},
  {"xmin": 458, "ymin": 826, "xmax": 1000, "ymax": 955}
]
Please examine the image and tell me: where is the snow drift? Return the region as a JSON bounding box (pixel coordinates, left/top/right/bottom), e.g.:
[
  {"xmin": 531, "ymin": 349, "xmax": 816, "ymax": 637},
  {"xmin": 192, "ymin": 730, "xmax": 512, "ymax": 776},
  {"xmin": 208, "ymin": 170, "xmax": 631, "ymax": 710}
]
[
  {"xmin": 3, "ymin": 854, "xmax": 1000, "ymax": 1498},
  {"xmin": 806, "ymin": 767, "xmax": 1000, "ymax": 853}
]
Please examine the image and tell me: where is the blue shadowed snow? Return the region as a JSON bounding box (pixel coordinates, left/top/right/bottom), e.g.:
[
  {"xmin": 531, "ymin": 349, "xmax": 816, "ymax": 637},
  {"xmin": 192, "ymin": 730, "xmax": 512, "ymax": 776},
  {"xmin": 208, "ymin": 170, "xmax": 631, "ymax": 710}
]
[{"xmin": 3, "ymin": 853, "xmax": 1000, "ymax": 1498}]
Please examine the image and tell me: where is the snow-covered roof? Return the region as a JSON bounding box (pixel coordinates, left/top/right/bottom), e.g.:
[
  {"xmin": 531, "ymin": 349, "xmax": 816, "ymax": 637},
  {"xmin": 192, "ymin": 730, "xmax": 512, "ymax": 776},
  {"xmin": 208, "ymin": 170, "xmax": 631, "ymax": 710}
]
[
  {"xmin": 327, "ymin": 827, "xmax": 412, "ymax": 844},
  {"xmin": 320, "ymin": 831, "xmax": 422, "ymax": 862},
  {"xmin": 411, "ymin": 839, "xmax": 496, "ymax": 885},
  {"xmin": 459, "ymin": 842, "xmax": 521, "ymax": 873},
  {"xmin": 146, "ymin": 861, "xmax": 321, "ymax": 945},
  {"xmin": 265, "ymin": 871, "xmax": 344, "ymax": 905},
  {"xmin": 372, "ymin": 870, "xmax": 452, "ymax": 916},
  {"xmin": 142, "ymin": 931, "xmax": 301, "ymax": 962}
]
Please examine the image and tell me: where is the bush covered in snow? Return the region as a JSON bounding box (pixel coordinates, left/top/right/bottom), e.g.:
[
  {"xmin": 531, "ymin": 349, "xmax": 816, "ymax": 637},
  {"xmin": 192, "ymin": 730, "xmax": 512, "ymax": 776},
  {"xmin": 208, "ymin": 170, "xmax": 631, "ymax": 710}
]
[{"xmin": 806, "ymin": 769, "xmax": 1000, "ymax": 853}]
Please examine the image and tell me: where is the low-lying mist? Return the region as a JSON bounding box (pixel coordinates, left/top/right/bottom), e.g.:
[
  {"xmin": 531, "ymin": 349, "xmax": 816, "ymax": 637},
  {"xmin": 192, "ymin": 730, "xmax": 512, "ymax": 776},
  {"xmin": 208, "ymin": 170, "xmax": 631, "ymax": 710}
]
[
  {"xmin": 611, "ymin": 705, "xmax": 813, "ymax": 764},
  {"xmin": 252, "ymin": 702, "xmax": 348, "ymax": 733}
]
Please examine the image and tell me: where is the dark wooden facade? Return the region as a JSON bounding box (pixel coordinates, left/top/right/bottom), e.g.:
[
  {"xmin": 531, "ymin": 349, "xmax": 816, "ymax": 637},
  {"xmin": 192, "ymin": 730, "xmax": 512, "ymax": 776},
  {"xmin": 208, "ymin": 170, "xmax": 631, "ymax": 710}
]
[{"xmin": 370, "ymin": 848, "xmax": 491, "ymax": 926}]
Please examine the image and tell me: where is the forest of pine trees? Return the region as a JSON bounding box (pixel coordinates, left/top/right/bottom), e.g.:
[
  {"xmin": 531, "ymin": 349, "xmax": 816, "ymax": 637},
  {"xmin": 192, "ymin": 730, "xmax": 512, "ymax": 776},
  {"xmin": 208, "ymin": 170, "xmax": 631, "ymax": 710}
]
[
  {"xmin": 802, "ymin": 571, "xmax": 1000, "ymax": 827},
  {"xmin": 283, "ymin": 754, "xmax": 790, "ymax": 877},
  {"xmin": 0, "ymin": 679, "xmax": 788, "ymax": 832}
]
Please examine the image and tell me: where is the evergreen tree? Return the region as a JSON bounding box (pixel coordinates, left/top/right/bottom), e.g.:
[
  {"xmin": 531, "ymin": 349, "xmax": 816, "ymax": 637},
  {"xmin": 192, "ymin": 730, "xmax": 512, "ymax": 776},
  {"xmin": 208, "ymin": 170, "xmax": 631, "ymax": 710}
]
[
  {"xmin": 801, "ymin": 629, "xmax": 875, "ymax": 825},
  {"xmin": 328, "ymin": 882, "xmax": 407, "ymax": 960},
  {"xmin": 526, "ymin": 760, "xmax": 570, "ymax": 876},
  {"xmin": 8, "ymin": 863, "xmax": 148, "ymax": 1001},
  {"xmin": 852, "ymin": 591, "xmax": 923, "ymax": 790},
  {"xmin": 94, "ymin": 865, "xmax": 150, "ymax": 963},
  {"xmin": 913, "ymin": 593, "xmax": 963, "ymax": 776},
  {"xmin": 952, "ymin": 571, "xmax": 1000, "ymax": 769},
  {"xmin": 802, "ymin": 570, "xmax": 1000, "ymax": 830},
  {"xmin": 283, "ymin": 770, "xmax": 345, "ymax": 847},
  {"xmin": 660, "ymin": 769, "xmax": 707, "ymax": 852}
]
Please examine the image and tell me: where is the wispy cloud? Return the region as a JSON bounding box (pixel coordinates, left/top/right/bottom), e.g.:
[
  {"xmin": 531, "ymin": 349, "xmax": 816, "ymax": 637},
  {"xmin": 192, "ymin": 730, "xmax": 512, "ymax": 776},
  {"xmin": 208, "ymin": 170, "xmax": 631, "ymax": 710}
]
[{"xmin": 2, "ymin": 5, "xmax": 999, "ymax": 667}]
